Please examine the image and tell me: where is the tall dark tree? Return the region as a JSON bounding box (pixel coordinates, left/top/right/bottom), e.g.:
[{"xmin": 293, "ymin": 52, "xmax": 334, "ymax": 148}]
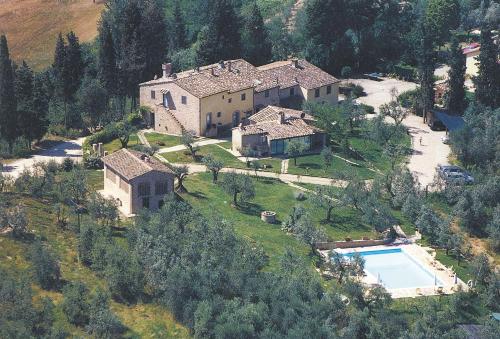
[
  {"xmin": 0, "ymin": 35, "xmax": 18, "ymax": 153},
  {"xmin": 64, "ymin": 32, "xmax": 84, "ymax": 99},
  {"xmin": 169, "ymin": 0, "xmax": 187, "ymax": 51},
  {"xmin": 303, "ymin": 0, "xmax": 348, "ymax": 74},
  {"xmin": 15, "ymin": 61, "xmax": 37, "ymax": 148},
  {"xmin": 447, "ymin": 35, "xmax": 467, "ymax": 114},
  {"xmin": 195, "ymin": 26, "xmax": 219, "ymax": 66},
  {"xmin": 98, "ymin": 19, "xmax": 117, "ymax": 97},
  {"xmin": 141, "ymin": 0, "xmax": 168, "ymax": 81},
  {"xmin": 31, "ymin": 74, "xmax": 49, "ymax": 143},
  {"xmin": 417, "ymin": 23, "xmax": 436, "ymax": 122},
  {"xmin": 241, "ymin": 1, "xmax": 271, "ymax": 66},
  {"xmin": 195, "ymin": 0, "xmax": 241, "ymax": 64},
  {"xmin": 424, "ymin": 0, "xmax": 460, "ymax": 46},
  {"xmin": 474, "ymin": 24, "xmax": 500, "ymax": 108}
]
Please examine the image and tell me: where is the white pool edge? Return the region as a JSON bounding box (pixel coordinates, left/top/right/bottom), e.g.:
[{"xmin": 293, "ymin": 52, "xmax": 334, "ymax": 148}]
[{"xmin": 320, "ymin": 244, "xmax": 468, "ymax": 298}]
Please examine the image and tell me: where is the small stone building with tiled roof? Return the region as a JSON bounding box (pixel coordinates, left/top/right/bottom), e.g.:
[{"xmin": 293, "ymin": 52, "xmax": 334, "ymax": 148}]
[
  {"xmin": 232, "ymin": 106, "xmax": 326, "ymax": 156},
  {"xmin": 139, "ymin": 59, "xmax": 339, "ymax": 137},
  {"xmin": 101, "ymin": 149, "xmax": 174, "ymax": 216}
]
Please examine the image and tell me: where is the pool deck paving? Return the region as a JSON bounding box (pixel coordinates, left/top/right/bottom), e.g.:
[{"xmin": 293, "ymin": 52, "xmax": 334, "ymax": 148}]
[{"xmin": 321, "ymin": 243, "xmax": 468, "ymax": 299}]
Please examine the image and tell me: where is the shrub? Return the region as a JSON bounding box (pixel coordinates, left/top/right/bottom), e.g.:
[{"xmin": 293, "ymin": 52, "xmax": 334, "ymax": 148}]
[
  {"xmin": 30, "ymin": 240, "xmax": 61, "ymax": 290},
  {"xmin": 48, "ymin": 124, "xmax": 82, "ymax": 139},
  {"xmin": 393, "ymin": 63, "xmax": 417, "ymax": 82},
  {"xmin": 360, "ymin": 104, "xmax": 375, "ymax": 114},
  {"xmin": 60, "ymin": 157, "xmax": 75, "ymax": 172},
  {"xmin": 341, "ymin": 66, "xmax": 352, "ymax": 78},
  {"xmin": 351, "ymin": 84, "xmax": 365, "ymax": 98},
  {"xmin": 62, "ymin": 282, "xmax": 90, "ymax": 326},
  {"xmin": 126, "ymin": 111, "xmax": 144, "ymax": 127},
  {"xmin": 84, "ymin": 154, "xmax": 104, "ymax": 170},
  {"xmin": 294, "ymin": 191, "xmax": 307, "ymax": 201}
]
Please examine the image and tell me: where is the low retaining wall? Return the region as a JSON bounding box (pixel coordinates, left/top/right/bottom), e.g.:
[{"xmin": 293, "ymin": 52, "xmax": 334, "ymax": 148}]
[{"xmin": 315, "ymin": 239, "xmax": 391, "ymax": 251}]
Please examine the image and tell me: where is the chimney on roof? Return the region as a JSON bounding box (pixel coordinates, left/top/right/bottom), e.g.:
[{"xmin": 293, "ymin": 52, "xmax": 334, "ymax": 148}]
[
  {"xmin": 162, "ymin": 63, "xmax": 172, "ymax": 78},
  {"xmin": 300, "ymin": 112, "xmax": 306, "ymax": 119},
  {"xmin": 211, "ymin": 67, "xmax": 216, "ymax": 76},
  {"xmin": 227, "ymin": 60, "xmax": 232, "ymax": 72},
  {"xmin": 291, "ymin": 58, "xmax": 299, "ymax": 68},
  {"xmin": 294, "ymin": 76, "xmax": 299, "ymax": 83},
  {"xmin": 278, "ymin": 111, "xmax": 285, "ymax": 124},
  {"xmin": 219, "ymin": 60, "xmax": 225, "ymax": 69}
]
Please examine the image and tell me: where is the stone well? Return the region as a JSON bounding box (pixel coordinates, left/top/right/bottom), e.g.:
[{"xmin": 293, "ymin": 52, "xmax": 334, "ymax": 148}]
[{"xmin": 261, "ymin": 211, "xmax": 276, "ymax": 224}]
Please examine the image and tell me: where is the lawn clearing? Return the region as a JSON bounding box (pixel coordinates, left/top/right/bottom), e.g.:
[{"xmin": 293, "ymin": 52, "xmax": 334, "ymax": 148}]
[
  {"xmin": 161, "ymin": 144, "xmax": 282, "ymax": 173},
  {"xmin": 144, "ymin": 132, "xmax": 182, "ymax": 148},
  {"xmin": 288, "ymin": 153, "xmax": 377, "ymax": 179},
  {"xmin": 181, "ymin": 173, "xmax": 383, "ymax": 270},
  {"xmin": 103, "ymin": 134, "xmax": 140, "ymax": 154}
]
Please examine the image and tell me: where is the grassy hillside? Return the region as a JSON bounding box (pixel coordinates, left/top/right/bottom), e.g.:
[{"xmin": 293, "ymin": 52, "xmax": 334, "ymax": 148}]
[{"xmin": 0, "ymin": 0, "xmax": 105, "ymax": 70}]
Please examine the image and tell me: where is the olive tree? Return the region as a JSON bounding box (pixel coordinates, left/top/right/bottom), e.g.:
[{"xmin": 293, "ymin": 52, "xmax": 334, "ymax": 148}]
[
  {"xmin": 311, "ymin": 186, "xmax": 343, "ymax": 222},
  {"xmin": 221, "ymin": 172, "xmax": 255, "ymax": 207},
  {"xmin": 285, "ymin": 139, "xmax": 308, "ymax": 165},
  {"xmin": 202, "ymin": 153, "xmax": 224, "ymax": 183},
  {"xmin": 181, "ymin": 130, "xmax": 198, "ymax": 160}
]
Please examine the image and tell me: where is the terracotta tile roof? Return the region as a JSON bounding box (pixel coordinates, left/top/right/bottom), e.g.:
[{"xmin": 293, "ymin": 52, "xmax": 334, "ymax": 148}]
[
  {"xmin": 239, "ymin": 106, "xmax": 323, "ymax": 140},
  {"xmin": 140, "ymin": 59, "xmax": 258, "ymax": 98},
  {"xmin": 255, "ymin": 59, "xmax": 340, "ymax": 92},
  {"xmin": 140, "ymin": 59, "xmax": 339, "ymax": 98},
  {"xmin": 102, "ymin": 149, "xmax": 173, "ymax": 181},
  {"xmin": 249, "ymin": 106, "xmax": 314, "ymax": 123}
]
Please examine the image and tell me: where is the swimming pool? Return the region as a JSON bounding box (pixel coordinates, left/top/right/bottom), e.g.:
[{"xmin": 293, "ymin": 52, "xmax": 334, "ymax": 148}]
[{"xmin": 343, "ymin": 248, "xmax": 443, "ymax": 289}]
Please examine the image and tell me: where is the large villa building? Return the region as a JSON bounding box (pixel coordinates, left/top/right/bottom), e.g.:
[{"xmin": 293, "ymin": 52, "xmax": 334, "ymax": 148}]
[{"xmin": 139, "ymin": 59, "xmax": 340, "ymax": 137}]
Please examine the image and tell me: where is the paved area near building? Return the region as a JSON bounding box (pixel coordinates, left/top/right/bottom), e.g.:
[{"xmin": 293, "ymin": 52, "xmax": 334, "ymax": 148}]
[
  {"xmin": 347, "ymin": 77, "xmax": 418, "ymax": 112},
  {"xmin": 403, "ymin": 114, "xmax": 450, "ymax": 188},
  {"xmin": 1, "ymin": 137, "xmax": 84, "ymax": 179}
]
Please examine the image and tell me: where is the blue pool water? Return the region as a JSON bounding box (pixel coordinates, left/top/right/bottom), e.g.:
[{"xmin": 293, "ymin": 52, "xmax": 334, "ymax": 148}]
[{"xmin": 343, "ymin": 248, "xmax": 442, "ymax": 289}]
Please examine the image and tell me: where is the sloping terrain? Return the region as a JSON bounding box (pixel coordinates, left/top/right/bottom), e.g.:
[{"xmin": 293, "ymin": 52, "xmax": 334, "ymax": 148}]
[{"xmin": 0, "ymin": 0, "xmax": 105, "ymax": 70}]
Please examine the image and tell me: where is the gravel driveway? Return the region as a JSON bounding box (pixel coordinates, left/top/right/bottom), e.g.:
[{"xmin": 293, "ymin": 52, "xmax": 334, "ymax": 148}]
[
  {"xmin": 346, "ymin": 77, "xmax": 418, "ymax": 112},
  {"xmin": 344, "ymin": 77, "xmax": 450, "ymax": 187},
  {"xmin": 1, "ymin": 137, "xmax": 84, "ymax": 179}
]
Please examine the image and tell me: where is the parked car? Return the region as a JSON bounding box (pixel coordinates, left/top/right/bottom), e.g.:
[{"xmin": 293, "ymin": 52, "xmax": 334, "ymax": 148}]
[
  {"xmin": 441, "ymin": 135, "xmax": 450, "ymax": 144},
  {"xmin": 428, "ymin": 119, "xmax": 446, "ymax": 131},
  {"xmin": 437, "ymin": 165, "xmax": 474, "ymax": 184}
]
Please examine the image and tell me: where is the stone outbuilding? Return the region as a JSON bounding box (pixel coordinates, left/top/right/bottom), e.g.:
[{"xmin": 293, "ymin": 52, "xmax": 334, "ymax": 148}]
[
  {"xmin": 101, "ymin": 149, "xmax": 174, "ymax": 216},
  {"xmin": 232, "ymin": 106, "xmax": 326, "ymax": 156}
]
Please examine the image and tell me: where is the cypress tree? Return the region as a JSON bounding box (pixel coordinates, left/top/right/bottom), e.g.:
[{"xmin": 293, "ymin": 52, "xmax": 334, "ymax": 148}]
[
  {"xmin": 52, "ymin": 33, "xmax": 66, "ymax": 100},
  {"xmin": 241, "ymin": 1, "xmax": 271, "ymax": 66},
  {"xmin": 197, "ymin": 0, "xmax": 241, "ymax": 64},
  {"xmin": 170, "ymin": 0, "xmax": 187, "ymax": 51},
  {"xmin": 31, "ymin": 74, "xmax": 49, "ymax": 143},
  {"xmin": 474, "ymin": 24, "xmax": 500, "ymax": 108},
  {"xmin": 142, "ymin": 0, "xmax": 168, "ymax": 81},
  {"xmin": 98, "ymin": 19, "xmax": 116, "ymax": 97},
  {"xmin": 15, "ymin": 61, "xmax": 35, "ymax": 148},
  {"xmin": 64, "ymin": 31, "xmax": 84, "ymax": 101},
  {"xmin": 0, "ymin": 35, "xmax": 18, "ymax": 154},
  {"xmin": 447, "ymin": 35, "xmax": 467, "ymax": 114},
  {"xmin": 195, "ymin": 26, "xmax": 219, "ymax": 66},
  {"xmin": 417, "ymin": 23, "xmax": 436, "ymax": 122}
]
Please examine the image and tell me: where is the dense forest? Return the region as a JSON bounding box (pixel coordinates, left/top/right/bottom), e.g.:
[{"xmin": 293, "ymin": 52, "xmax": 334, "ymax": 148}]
[{"xmin": 0, "ymin": 0, "xmax": 499, "ymax": 338}]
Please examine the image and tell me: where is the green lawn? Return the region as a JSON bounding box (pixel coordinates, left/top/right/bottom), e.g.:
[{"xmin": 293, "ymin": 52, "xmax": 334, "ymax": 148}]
[
  {"xmin": 287, "ymin": 132, "xmax": 410, "ymax": 179},
  {"xmin": 288, "ymin": 153, "xmax": 377, "ymax": 179},
  {"xmin": 103, "ymin": 134, "xmax": 140, "ymax": 154},
  {"xmin": 182, "ymin": 173, "xmax": 382, "ymax": 270},
  {"xmin": 144, "ymin": 132, "xmax": 182, "ymax": 148},
  {"xmin": 0, "ymin": 193, "xmax": 189, "ymax": 338},
  {"xmin": 161, "ymin": 143, "xmax": 282, "ymax": 173}
]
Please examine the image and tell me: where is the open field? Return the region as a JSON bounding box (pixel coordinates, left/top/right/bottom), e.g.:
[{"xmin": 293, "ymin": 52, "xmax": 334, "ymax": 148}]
[
  {"xmin": 103, "ymin": 134, "xmax": 140, "ymax": 154},
  {"xmin": 144, "ymin": 132, "xmax": 182, "ymax": 148},
  {"xmin": 0, "ymin": 0, "xmax": 105, "ymax": 70}
]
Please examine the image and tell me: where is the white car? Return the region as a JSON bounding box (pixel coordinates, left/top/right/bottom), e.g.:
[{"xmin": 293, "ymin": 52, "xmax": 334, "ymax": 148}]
[{"xmin": 441, "ymin": 135, "xmax": 450, "ymax": 144}]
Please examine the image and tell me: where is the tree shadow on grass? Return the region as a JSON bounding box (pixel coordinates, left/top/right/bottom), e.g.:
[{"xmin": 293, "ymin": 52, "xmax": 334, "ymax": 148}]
[
  {"xmin": 186, "ymin": 191, "xmax": 208, "ymax": 200},
  {"xmin": 236, "ymin": 201, "xmax": 264, "ymax": 217},
  {"xmin": 297, "ymin": 162, "xmax": 322, "ymax": 170}
]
